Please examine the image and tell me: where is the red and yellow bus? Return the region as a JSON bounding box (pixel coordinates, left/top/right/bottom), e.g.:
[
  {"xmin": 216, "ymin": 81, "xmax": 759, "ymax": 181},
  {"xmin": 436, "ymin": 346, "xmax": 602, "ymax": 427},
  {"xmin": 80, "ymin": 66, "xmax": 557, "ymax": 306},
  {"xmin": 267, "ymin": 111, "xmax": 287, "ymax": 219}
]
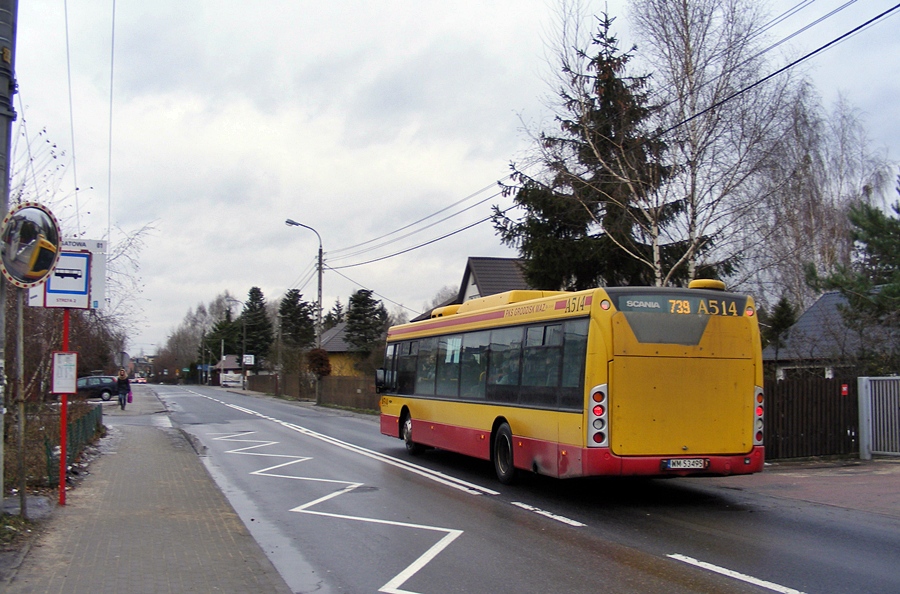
[{"xmin": 378, "ymin": 280, "xmax": 764, "ymax": 483}]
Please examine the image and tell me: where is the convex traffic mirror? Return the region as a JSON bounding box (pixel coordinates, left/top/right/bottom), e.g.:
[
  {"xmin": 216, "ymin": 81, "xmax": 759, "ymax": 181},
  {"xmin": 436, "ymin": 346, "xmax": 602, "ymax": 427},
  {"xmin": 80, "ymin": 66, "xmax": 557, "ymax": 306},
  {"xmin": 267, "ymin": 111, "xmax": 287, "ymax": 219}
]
[{"xmin": 0, "ymin": 202, "xmax": 62, "ymax": 288}]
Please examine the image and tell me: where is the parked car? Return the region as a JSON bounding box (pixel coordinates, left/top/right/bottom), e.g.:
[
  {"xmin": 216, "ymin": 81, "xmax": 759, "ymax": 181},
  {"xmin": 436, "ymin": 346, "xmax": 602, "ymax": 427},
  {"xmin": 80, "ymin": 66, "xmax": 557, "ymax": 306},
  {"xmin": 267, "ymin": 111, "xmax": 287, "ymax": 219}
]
[{"xmin": 76, "ymin": 375, "xmax": 118, "ymax": 401}]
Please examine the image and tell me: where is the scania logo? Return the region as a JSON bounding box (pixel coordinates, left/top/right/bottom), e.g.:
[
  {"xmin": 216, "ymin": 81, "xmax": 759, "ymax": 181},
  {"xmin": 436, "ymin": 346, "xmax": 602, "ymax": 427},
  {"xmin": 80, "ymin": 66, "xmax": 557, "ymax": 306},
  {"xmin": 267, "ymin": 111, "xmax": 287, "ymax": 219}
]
[{"xmin": 625, "ymin": 299, "xmax": 661, "ymax": 309}]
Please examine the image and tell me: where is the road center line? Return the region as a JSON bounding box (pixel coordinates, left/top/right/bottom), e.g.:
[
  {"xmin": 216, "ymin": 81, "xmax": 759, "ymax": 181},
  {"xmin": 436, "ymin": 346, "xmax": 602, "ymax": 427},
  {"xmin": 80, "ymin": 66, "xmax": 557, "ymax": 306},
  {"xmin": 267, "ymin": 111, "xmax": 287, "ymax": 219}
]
[
  {"xmin": 510, "ymin": 501, "xmax": 586, "ymax": 527},
  {"xmin": 667, "ymin": 554, "xmax": 807, "ymax": 594}
]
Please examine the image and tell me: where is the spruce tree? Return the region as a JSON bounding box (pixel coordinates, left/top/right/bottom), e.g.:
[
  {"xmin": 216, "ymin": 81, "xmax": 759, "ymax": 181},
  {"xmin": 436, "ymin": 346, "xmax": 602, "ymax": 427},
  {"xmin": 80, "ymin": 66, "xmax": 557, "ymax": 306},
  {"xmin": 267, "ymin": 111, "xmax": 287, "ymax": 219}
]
[
  {"xmin": 345, "ymin": 289, "xmax": 388, "ymax": 356},
  {"xmin": 241, "ymin": 287, "xmax": 274, "ymax": 371},
  {"xmin": 279, "ymin": 289, "xmax": 316, "ymax": 349}
]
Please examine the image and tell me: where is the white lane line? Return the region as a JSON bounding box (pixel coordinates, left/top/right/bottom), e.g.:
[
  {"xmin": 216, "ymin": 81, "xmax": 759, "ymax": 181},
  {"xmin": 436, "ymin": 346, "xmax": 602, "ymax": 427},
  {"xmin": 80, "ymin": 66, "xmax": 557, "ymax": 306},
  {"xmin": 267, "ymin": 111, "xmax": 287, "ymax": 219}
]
[
  {"xmin": 511, "ymin": 501, "xmax": 586, "ymax": 527},
  {"xmin": 193, "ymin": 391, "xmax": 499, "ymax": 496},
  {"xmin": 667, "ymin": 554, "xmax": 807, "ymax": 594}
]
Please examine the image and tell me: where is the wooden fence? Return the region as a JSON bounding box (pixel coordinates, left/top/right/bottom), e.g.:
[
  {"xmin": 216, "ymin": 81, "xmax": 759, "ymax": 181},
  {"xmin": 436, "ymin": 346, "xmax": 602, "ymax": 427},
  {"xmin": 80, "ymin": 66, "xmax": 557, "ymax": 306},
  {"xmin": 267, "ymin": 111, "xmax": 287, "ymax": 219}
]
[
  {"xmin": 247, "ymin": 373, "xmax": 378, "ymax": 411},
  {"xmin": 764, "ymin": 378, "xmax": 859, "ymax": 460}
]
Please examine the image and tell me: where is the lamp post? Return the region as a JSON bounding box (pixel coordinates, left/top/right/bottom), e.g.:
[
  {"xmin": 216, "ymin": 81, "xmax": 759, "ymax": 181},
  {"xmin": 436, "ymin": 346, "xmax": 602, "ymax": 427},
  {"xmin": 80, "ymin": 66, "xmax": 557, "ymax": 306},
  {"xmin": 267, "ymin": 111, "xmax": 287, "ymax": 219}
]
[
  {"xmin": 226, "ymin": 298, "xmax": 247, "ymax": 390},
  {"xmin": 285, "ymin": 219, "xmax": 323, "ymax": 348}
]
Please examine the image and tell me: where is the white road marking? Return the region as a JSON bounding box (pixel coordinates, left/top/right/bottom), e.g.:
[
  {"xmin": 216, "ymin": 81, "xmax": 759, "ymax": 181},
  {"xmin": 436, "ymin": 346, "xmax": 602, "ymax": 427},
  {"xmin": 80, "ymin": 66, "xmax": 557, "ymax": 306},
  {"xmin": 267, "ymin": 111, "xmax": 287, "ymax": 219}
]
[
  {"xmin": 208, "ymin": 429, "xmax": 463, "ymax": 594},
  {"xmin": 194, "ymin": 391, "xmax": 499, "ymax": 496},
  {"xmin": 667, "ymin": 554, "xmax": 807, "ymax": 594},
  {"xmin": 174, "ymin": 389, "xmax": 587, "ymax": 592},
  {"xmin": 511, "ymin": 501, "xmax": 586, "ymax": 527}
]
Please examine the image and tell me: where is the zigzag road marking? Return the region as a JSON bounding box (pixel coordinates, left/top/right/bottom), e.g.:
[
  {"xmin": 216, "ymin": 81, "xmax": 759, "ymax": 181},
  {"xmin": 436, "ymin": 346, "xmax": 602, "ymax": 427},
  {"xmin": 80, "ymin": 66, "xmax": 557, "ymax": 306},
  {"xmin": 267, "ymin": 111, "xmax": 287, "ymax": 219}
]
[{"xmin": 206, "ymin": 419, "xmax": 463, "ymax": 593}]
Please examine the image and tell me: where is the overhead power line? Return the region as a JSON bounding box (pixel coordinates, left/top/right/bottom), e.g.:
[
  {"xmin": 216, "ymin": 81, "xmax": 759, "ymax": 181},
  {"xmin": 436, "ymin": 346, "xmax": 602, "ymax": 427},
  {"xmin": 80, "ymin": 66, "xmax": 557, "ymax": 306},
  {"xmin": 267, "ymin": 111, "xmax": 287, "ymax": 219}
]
[
  {"xmin": 327, "ymin": 177, "xmax": 510, "ymax": 258},
  {"xmin": 330, "ymin": 205, "xmax": 517, "ymax": 270},
  {"xmin": 664, "ymin": 2, "xmax": 900, "ymax": 136},
  {"xmin": 327, "ymin": 189, "xmax": 505, "ymax": 264}
]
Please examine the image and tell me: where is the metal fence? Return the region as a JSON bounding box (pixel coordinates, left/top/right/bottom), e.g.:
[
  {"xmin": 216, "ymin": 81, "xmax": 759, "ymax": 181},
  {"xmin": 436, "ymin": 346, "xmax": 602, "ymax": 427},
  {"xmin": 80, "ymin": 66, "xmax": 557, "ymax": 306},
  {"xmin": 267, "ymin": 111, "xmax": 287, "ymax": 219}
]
[
  {"xmin": 763, "ymin": 378, "xmax": 859, "ymax": 460},
  {"xmin": 46, "ymin": 403, "xmax": 104, "ymax": 486},
  {"xmin": 858, "ymin": 377, "xmax": 900, "ymax": 459}
]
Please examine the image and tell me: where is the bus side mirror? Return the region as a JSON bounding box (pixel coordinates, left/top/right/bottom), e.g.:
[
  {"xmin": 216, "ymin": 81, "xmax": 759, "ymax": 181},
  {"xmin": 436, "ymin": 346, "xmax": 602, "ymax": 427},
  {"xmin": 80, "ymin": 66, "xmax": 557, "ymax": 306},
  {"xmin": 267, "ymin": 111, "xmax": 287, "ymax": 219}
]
[{"xmin": 375, "ymin": 368, "xmax": 385, "ymax": 393}]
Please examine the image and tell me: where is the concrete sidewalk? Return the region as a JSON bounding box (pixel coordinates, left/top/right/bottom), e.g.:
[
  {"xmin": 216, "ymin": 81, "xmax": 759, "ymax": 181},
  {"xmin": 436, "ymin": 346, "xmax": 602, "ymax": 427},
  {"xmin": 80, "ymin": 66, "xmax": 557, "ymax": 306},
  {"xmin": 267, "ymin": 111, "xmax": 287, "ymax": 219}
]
[
  {"xmin": 2, "ymin": 387, "xmax": 292, "ymax": 593},
  {"xmin": 704, "ymin": 456, "xmax": 900, "ymax": 519}
]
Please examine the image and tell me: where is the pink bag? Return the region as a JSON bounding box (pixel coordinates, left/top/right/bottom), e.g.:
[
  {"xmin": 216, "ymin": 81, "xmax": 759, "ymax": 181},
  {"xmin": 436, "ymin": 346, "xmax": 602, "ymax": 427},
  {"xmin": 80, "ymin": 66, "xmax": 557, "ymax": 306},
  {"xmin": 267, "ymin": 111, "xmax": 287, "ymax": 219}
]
[{"xmin": 127, "ymin": 391, "xmax": 133, "ymax": 403}]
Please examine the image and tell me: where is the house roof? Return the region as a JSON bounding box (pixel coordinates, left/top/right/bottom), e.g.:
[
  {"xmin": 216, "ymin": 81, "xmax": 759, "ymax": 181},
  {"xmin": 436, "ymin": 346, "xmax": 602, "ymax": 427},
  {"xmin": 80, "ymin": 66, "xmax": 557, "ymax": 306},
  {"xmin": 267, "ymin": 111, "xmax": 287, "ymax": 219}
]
[
  {"xmin": 411, "ymin": 257, "xmax": 532, "ymax": 322},
  {"xmin": 460, "ymin": 257, "xmax": 530, "ymax": 299},
  {"xmin": 214, "ymin": 354, "xmax": 242, "ymax": 371},
  {"xmin": 762, "ymin": 291, "xmax": 882, "ymax": 363},
  {"xmin": 320, "ymin": 321, "xmax": 352, "ymax": 353}
]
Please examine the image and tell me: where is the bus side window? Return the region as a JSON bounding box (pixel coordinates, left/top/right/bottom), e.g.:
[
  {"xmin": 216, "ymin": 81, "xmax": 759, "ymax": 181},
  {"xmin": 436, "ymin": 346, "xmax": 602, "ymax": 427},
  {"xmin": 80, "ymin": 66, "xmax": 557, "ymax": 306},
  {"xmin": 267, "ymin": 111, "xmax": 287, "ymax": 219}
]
[
  {"xmin": 486, "ymin": 327, "xmax": 522, "ymax": 404},
  {"xmin": 436, "ymin": 336, "xmax": 462, "ymax": 398},
  {"xmin": 415, "ymin": 337, "xmax": 437, "ymax": 396},
  {"xmin": 380, "ymin": 343, "xmax": 398, "ymax": 392},
  {"xmin": 397, "ymin": 341, "xmax": 417, "ymax": 395},
  {"xmin": 560, "ymin": 318, "xmax": 589, "ymax": 411},
  {"xmin": 522, "ymin": 324, "xmax": 562, "ymax": 388},
  {"xmin": 520, "ymin": 324, "xmax": 562, "ymax": 408},
  {"xmin": 460, "ymin": 331, "xmax": 490, "ymax": 400}
]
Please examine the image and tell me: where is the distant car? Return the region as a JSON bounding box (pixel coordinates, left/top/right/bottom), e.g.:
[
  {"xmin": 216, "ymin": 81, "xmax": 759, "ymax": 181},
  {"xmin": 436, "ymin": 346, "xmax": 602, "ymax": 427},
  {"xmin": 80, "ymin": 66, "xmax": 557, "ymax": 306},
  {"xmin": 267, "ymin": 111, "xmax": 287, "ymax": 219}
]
[
  {"xmin": 133, "ymin": 376, "xmax": 147, "ymax": 384},
  {"xmin": 76, "ymin": 375, "xmax": 118, "ymax": 401}
]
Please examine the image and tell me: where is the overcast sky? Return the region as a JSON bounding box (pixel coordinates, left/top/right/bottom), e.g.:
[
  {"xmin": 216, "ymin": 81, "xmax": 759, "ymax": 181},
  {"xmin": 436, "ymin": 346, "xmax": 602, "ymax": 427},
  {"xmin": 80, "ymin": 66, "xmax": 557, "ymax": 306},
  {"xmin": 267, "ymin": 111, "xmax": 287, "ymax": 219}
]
[{"xmin": 13, "ymin": 0, "xmax": 900, "ymax": 355}]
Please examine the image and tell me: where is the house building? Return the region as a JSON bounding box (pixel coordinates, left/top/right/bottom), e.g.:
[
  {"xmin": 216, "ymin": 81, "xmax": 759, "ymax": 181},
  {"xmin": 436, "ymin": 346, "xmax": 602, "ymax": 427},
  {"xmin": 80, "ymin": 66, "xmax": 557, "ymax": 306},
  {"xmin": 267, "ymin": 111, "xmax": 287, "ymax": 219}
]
[
  {"xmin": 411, "ymin": 256, "xmax": 531, "ymax": 321},
  {"xmin": 763, "ymin": 290, "xmax": 898, "ymax": 379},
  {"xmin": 320, "ymin": 321, "xmax": 367, "ymax": 378}
]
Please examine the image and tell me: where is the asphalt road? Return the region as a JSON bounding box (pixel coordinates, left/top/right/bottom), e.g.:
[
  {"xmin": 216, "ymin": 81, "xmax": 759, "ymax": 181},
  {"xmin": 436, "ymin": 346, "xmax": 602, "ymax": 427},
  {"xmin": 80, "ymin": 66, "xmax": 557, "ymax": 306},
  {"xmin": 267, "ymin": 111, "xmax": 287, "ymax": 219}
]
[{"xmin": 155, "ymin": 385, "xmax": 900, "ymax": 594}]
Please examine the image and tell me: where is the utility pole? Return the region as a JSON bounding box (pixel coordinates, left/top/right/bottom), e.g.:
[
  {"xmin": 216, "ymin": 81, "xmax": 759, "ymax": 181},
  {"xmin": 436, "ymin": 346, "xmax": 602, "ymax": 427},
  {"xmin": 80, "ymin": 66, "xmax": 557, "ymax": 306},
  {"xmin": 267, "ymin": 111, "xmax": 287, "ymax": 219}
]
[{"xmin": 0, "ymin": 0, "xmax": 19, "ymax": 502}]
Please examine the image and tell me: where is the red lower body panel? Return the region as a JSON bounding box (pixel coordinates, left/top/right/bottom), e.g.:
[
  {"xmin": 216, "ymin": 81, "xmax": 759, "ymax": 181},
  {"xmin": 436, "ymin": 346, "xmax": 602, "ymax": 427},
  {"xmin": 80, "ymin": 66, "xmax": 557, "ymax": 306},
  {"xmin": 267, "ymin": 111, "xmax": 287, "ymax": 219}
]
[{"xmin": 380, "ymin": 414, "xmax": 765, "ymax": 478}]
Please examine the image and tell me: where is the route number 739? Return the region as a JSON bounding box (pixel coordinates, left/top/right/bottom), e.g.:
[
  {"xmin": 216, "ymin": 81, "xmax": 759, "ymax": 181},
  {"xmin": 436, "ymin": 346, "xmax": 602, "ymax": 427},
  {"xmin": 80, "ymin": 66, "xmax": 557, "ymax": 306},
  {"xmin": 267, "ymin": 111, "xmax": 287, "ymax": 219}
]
[{"xmin": 669, "ymin": 299, "xmax": 691, "ymax": 314}]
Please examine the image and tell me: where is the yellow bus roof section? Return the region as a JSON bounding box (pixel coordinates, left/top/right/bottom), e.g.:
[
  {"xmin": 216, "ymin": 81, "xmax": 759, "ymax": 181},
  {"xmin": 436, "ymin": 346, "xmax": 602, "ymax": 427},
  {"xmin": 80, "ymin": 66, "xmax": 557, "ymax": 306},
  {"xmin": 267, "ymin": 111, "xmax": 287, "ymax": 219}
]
[
  {"xmin": 455, "ymin": 290, "xmax": 567, "ymax": 314},
  {"xmin": 388, "ymin": 289, "xmax": 597, "ymax": 340}
]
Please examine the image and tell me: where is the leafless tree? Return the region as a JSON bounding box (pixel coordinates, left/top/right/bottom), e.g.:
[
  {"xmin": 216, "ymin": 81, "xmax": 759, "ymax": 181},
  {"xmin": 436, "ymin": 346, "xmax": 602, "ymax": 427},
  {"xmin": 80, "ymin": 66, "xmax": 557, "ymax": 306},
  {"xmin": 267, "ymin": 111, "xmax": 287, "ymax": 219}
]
[
  {"xmin": 629, "ymin": 0, "xmax": 802, "ymax": 283},
  {"xmin": 739, "ymin": 89, "xmax": 893, "ymax": 310}
]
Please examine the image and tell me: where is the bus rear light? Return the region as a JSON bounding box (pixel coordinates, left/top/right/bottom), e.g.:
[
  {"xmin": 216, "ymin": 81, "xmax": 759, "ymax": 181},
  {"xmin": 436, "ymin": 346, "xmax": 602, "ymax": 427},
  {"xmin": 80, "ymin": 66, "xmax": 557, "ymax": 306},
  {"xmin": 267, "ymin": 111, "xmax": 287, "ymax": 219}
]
[
  {"xmin": 588, "ymin": 384, "xmax": 609, "ymax": 448},
  {"xmin": 753, "ymin": 386, "xmax": 764, "ymax": 446},
  {"xmin": 746, "ymin": 307, "xmax": 755, "ymax": 316},
  {"xmin": 600, "ymin": 299, "xmax": 611, "ymax": 310}
]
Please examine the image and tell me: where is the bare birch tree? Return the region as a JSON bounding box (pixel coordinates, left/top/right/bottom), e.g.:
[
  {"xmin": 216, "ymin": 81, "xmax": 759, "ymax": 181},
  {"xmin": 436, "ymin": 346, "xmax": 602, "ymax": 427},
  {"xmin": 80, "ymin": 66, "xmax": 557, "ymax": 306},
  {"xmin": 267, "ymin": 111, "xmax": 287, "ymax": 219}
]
[
  {"xmin": 741, "ymin": 89, "xmax": 893, "ymax": 309},
  {"xmin": 629, "ymin": 0, "xmax": 801, "ymax": 283}
]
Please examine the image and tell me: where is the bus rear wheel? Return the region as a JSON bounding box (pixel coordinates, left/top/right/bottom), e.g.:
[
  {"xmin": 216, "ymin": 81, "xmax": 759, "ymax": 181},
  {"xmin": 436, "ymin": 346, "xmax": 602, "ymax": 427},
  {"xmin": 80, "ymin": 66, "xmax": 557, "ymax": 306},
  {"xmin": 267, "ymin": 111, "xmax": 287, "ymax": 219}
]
[
  {"xmin": 493, "ymin": 422, "xmax": 516, "ymax": 484},
  {"xmin": 401, "ymin": 414, "xmax": 424, "ymax": 456}
]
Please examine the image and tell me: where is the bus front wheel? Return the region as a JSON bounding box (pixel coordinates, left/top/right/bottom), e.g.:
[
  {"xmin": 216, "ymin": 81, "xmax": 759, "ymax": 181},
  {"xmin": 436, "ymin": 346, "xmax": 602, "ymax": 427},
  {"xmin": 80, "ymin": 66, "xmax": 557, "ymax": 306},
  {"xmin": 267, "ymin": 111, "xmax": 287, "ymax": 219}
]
[
  {"xmin": 493, "ymin": 422, "xmax": 516, "ymax": 485},
  {"xmin": 402, "ymin": 414, "xmax": 424, "ymax": 456}
]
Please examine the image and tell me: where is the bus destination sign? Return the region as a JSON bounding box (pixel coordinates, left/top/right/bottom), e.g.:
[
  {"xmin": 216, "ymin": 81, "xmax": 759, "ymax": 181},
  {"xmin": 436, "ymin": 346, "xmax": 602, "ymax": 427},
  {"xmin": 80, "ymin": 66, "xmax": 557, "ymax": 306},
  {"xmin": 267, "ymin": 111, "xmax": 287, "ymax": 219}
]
[{"xmin": 616, "ymin": 294, "xmax": 746, "ymax": 316}]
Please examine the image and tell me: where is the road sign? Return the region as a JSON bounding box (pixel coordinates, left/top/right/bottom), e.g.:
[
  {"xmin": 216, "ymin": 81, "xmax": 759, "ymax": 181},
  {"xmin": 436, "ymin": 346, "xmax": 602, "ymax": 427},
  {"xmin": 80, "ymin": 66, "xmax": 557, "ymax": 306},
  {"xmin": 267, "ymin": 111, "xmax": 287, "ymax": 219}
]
[
  {"xmin": 29, "ymin": 238, "xmax": 106, "ymax": 309},
  {"xmin": 41, "ymin": 252, "xmax": 91, "ymax": 308}
]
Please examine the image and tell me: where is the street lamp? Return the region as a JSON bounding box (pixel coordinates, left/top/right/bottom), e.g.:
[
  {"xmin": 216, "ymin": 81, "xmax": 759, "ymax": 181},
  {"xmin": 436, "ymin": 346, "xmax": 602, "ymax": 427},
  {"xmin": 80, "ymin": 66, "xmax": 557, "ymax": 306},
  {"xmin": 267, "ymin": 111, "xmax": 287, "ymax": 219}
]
[
  {"xmin": 285, "ymin": 219, "xmax": 323, "ymax": 348},
  {"xmin": 226, "ymin": 297, "xmax": 247, "ymax": 390}
]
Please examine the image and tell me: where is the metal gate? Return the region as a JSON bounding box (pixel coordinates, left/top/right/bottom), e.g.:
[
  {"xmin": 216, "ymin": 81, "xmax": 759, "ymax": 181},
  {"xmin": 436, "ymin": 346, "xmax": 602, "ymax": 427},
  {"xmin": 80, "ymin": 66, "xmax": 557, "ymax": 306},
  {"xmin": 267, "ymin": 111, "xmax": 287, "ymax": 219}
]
[{"xmin": 858, "ymin": 377, "xmax": 900, "ymax": 458}]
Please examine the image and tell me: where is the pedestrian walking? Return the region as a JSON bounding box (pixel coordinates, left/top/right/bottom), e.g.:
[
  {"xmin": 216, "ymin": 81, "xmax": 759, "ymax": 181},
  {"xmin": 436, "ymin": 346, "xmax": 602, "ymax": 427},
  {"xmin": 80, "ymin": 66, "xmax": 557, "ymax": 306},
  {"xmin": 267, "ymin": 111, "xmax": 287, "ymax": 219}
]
[{"xmin": 117, "ymin": 369, "xmax": 131, "ymax": 410}]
